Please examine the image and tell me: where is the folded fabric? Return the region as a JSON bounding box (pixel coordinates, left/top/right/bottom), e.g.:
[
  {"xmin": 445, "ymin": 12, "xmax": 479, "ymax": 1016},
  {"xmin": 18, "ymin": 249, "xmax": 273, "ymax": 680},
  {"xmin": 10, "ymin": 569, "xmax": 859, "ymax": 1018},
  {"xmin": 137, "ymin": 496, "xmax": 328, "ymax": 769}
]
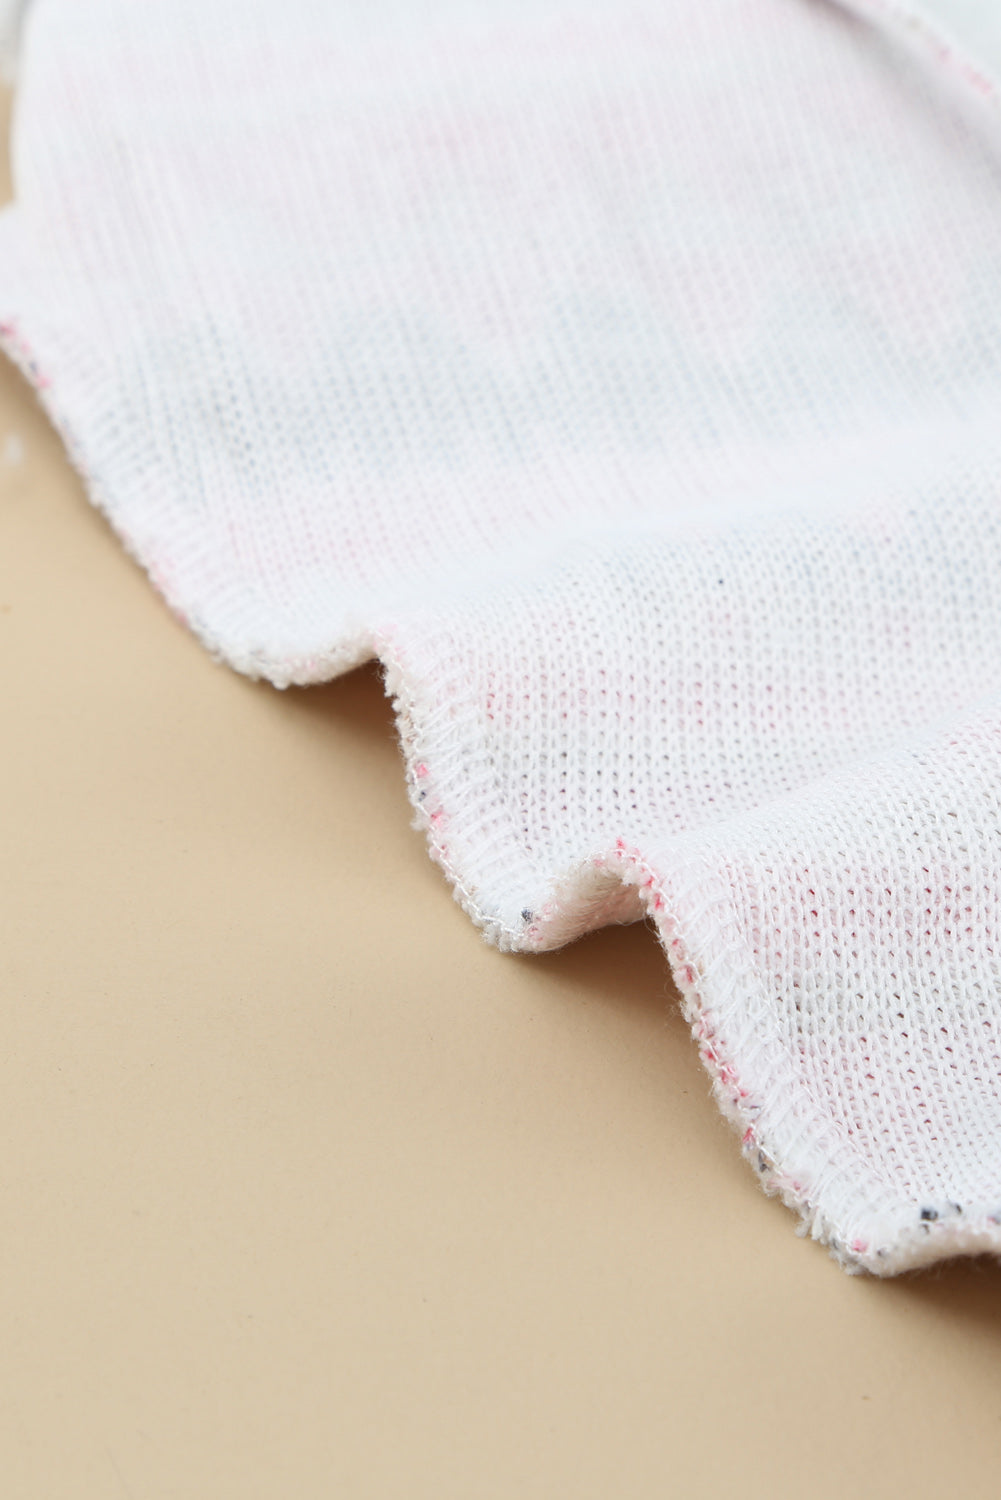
[{"xmin": 5, "ymin": 0, "xmax": 1001, "ymax": 1273}]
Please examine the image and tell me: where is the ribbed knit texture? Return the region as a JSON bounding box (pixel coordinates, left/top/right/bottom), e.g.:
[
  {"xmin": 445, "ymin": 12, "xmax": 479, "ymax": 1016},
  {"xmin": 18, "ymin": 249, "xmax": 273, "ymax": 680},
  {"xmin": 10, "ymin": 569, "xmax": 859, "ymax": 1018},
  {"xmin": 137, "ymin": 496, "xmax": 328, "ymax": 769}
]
[{"xmin": 5, "ymin": 0, "xmax": 1001, "ymax": 1271}]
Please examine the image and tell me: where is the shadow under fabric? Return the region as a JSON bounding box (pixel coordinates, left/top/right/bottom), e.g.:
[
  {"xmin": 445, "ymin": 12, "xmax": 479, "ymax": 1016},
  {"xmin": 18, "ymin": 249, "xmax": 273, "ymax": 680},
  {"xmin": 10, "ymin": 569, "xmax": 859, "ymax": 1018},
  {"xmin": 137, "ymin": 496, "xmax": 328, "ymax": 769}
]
[{"xmin": 4, "ymin": 0, "xmax": 1001, "ymax": 1273}]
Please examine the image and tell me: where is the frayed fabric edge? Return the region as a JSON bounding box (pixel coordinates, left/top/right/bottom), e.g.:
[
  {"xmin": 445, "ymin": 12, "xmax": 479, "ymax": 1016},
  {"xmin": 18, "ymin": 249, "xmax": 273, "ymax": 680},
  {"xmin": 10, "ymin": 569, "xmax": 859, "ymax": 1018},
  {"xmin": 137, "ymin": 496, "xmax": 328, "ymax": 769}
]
[
  {"xmin": 381, "ymin": 631, "xmax": 1001, "ymax": 1276},
  {"xmin": 3, "ymin": 123, "xmax": 1001, "ymax": 1277}
]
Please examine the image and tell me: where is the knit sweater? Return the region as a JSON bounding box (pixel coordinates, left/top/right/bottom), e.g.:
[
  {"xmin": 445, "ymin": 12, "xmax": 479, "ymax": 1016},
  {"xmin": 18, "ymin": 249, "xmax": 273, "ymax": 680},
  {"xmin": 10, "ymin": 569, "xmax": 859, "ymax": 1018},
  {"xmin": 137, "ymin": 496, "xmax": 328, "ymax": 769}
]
[{"xmin": 5, "ymin": 0, "xmax": 1001, "ymax": 1272}]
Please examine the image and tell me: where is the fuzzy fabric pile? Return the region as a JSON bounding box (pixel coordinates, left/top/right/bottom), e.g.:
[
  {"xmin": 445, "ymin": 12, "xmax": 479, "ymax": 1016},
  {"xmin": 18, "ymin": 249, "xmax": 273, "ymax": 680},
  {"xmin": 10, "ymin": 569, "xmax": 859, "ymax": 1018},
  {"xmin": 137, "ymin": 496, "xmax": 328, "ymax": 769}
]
[{"xmin": 5, "ymin": 0, "xmax": 1001, "ymax": 1272}]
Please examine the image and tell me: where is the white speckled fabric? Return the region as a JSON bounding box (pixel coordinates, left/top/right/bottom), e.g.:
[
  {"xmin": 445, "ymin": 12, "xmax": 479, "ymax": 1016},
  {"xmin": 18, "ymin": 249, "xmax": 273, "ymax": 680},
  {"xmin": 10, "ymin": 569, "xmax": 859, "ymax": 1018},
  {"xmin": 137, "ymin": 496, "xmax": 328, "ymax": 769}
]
[{"xmin": 5, "ymin": 0, "xmax": 1001, "ymax": 1271}]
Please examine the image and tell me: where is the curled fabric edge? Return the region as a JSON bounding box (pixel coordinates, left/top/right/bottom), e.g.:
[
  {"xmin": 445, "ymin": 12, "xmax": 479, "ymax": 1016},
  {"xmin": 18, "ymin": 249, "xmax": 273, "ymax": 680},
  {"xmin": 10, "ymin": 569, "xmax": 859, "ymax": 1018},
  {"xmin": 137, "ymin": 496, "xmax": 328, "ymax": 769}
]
[
  {"xmin": 4, "ymin": 269, "xmax": 1001, "ymax": 1278},
  {"xmin": 4, "ymin": 0, "xmax": 1001, "ymax": 1275},
  {"xmin": 832, "ymin": 0, "xmax": 1001, "ymax": 107},
  {"xmin": 2, "ymin": 0, "xmax": 995, "ymax": 94},
  {"xmin": 382, "ymin": 636, "xmax": 1001, "ymax": 1276}
]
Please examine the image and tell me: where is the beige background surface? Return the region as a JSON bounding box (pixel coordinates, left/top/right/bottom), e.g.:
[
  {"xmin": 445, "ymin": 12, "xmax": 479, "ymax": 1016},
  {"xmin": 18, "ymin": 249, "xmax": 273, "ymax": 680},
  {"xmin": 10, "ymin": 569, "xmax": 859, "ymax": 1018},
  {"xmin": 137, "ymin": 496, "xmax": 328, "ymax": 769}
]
[{"xmin": 1, "ymin": 89, "xmax": 1000, "ymax": 1500}]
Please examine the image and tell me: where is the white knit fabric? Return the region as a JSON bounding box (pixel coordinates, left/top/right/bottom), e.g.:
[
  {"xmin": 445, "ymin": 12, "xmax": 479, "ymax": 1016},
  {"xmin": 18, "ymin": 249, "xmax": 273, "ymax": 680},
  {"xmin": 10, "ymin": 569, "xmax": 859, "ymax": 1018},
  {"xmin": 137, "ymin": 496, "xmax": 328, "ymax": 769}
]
[{"xmin": 6, "ymin": 0, "xmax": 1001, "ymax": 1272}]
